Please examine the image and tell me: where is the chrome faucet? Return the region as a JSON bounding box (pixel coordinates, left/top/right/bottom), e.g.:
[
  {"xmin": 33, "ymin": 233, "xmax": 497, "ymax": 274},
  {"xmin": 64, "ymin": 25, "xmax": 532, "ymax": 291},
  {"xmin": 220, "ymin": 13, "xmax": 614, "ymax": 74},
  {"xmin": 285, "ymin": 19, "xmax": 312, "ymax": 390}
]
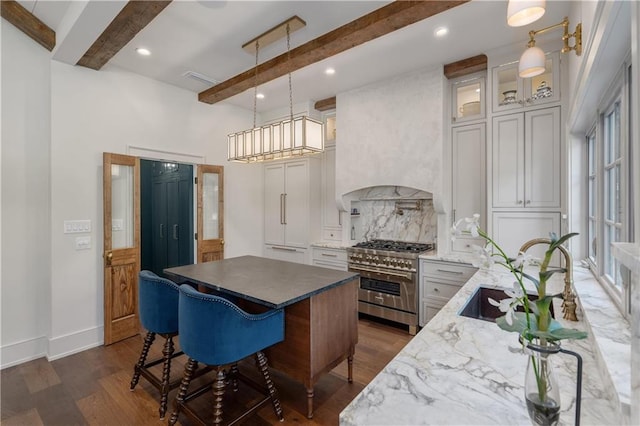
[{"xmin": 519, "ymin": 238, "xmax": 578, "ymax": 321}]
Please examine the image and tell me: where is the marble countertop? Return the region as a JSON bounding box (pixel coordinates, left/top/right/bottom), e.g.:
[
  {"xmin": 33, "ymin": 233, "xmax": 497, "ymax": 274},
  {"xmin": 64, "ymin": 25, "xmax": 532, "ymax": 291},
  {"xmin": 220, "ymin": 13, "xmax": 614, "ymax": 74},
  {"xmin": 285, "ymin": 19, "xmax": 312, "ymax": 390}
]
[{"xmin": 340, "ymin": 264, "xmax": 624, "ymax": 425}]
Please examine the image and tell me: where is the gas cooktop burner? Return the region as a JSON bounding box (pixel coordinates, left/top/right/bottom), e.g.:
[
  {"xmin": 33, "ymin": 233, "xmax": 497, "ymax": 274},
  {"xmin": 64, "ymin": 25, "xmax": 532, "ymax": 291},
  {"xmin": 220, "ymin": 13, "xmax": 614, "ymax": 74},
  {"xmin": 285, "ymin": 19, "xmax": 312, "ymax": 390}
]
[{"xmin": 352, "ymin": 239, "xmax": 434, "ymax": 253}]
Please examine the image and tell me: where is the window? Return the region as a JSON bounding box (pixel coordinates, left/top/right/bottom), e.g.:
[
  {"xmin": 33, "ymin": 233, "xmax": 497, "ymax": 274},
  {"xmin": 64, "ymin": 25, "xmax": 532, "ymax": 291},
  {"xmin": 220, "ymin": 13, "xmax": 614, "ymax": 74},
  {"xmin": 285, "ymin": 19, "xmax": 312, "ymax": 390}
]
[{"xmin": 585, "ymin": 61, "xmax": 633, "ymax": 317}]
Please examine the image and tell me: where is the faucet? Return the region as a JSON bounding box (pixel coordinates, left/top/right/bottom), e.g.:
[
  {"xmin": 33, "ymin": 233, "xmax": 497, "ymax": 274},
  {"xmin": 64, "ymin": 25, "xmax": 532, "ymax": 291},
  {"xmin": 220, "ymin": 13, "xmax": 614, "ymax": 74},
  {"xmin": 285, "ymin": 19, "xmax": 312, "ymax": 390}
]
[{"xmin": 519, "ymin": 238, "xmax": 578, "ymax": 321}]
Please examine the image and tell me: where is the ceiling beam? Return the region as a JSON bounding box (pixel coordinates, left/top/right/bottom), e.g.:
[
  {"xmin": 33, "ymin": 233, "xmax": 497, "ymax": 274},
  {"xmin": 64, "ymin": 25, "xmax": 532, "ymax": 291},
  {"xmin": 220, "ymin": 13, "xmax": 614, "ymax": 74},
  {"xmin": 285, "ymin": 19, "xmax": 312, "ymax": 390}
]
[
  {"xmin": 76, "ymin": 0, "xmax": 172, "ymax": 70},
  {"xmin": 1, "ymin": 0, "xmax": 55, "ymax": 51},
  {"xmin": 443, "ymin": 54, "xmax": 488, "ymax": 79},
  {"xmin": 314, "ymin": 97, "xmax": 337, "ymax": 111},
  {"xmin": 199, "ymin": 0, "xmax": 469, "ymax": 105}
]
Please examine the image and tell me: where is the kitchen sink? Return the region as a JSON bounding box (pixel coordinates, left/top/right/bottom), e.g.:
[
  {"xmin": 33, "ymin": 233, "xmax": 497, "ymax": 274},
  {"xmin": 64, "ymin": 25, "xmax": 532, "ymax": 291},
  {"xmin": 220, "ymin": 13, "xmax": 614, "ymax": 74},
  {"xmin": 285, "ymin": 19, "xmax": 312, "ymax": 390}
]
[{"xmin": 458, "ymin": 286, "xmax": 554, "ymax": 322}]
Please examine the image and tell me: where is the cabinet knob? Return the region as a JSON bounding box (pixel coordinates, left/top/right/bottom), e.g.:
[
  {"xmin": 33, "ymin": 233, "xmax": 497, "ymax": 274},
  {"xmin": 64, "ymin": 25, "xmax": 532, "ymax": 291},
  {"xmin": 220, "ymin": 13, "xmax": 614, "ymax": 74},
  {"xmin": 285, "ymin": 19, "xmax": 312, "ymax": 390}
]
[
  {"xmin": 526, "ymin": 200, "xmax": 531, "ymax": 205},
  {"xmin": 517, "ymin": 200, "xmax": 523, "ymax": 204}
]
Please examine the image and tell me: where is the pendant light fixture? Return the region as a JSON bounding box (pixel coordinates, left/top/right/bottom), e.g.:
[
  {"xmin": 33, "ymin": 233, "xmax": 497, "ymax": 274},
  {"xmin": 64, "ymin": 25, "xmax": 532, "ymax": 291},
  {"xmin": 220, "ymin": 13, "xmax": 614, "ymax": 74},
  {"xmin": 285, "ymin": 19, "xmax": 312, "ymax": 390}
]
[
  {"xmin": 507, "ymin": 0, "xmax": 546, "ymax": 27},
  {"xmin": 227, "ymin": 17, "xmax": 324, "ymax": 163}
]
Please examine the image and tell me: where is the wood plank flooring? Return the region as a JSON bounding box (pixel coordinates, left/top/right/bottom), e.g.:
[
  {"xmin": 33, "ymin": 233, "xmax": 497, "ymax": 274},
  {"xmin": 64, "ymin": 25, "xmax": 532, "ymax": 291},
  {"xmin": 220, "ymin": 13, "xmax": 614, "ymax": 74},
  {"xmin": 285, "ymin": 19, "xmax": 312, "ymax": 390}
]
[{"xmin": 1, "ymin": 315, "xmax": 413, "ymax": 426}]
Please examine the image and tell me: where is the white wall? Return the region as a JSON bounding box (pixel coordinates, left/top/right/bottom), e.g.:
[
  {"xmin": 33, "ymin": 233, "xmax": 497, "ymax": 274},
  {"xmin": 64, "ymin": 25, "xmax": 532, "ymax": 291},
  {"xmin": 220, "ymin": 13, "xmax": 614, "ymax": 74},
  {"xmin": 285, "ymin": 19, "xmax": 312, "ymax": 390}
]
[
  {"xmin": 1, "ymin": 23, "xmax": 263, "ymax": 366},
  {"xmin": 1, "ymin": 23, "xmax": 52, "ymax": 366}
]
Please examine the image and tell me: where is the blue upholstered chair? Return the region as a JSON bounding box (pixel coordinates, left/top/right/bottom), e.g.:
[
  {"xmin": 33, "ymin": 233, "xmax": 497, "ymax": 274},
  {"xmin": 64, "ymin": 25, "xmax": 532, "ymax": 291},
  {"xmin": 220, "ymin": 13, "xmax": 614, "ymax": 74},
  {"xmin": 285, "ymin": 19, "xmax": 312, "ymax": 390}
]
[
  {"xmin": 130, "ymin": 270, "xmax": 183, "ymax": 419},
  {"xmin": 168, "ymin": 284, "xmax": 285, "ymax": 426}
]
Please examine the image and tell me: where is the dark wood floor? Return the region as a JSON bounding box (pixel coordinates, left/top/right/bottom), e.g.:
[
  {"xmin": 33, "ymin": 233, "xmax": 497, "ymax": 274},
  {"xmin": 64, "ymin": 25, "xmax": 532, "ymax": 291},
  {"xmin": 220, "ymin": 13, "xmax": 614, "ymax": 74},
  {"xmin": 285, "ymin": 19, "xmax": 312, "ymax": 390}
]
[{"xmin": 1, "ymin": 315, "xmax": 413, "ymax": 426}]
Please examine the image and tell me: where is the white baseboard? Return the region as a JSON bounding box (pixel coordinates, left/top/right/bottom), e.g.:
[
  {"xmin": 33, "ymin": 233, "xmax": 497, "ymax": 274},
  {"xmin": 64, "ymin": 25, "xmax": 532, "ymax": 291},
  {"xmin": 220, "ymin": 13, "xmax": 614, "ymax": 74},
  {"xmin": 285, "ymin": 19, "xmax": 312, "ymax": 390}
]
[
  {"xmin": 1, "ymin": 327, "xmax": 104, "ymax": 369},
  {"xmin": 0, "ymin": 335, "xmax": 48, "ymax": 369},
  {"xmin": 47, "ymin": 326, "xmax": 103, "ymax": 361}
]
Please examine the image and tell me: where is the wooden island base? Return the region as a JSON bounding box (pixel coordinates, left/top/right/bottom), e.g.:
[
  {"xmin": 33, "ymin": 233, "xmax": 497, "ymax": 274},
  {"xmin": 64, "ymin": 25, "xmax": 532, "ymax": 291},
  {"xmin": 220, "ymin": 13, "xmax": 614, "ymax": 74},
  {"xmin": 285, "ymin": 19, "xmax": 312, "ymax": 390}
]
[{"xmin": 264, "ymin": 278, "xmax": 358, "ymax": 418}]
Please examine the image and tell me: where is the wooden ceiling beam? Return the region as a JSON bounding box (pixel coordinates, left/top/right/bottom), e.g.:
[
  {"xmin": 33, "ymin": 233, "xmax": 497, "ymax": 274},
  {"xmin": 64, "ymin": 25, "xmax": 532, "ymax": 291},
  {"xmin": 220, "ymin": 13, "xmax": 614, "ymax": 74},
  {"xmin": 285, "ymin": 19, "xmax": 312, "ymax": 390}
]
[
  {"xmin": 443, "ymin": 54, "xmax": 488, "ymax": 79},
  {"xmin": 314, "ymin": 96, "xmax": 337, "ymax": 111},
  {"xmin": 1, "ymin": 0, "xmax": 55, "ymax": 51},
  {"xmin": 199, "ymin": 0, "xmax": 469, "ymax": 105},
  {"xmin": 77, "ymin": 0, "xmax": 172, "ymax": 70}
]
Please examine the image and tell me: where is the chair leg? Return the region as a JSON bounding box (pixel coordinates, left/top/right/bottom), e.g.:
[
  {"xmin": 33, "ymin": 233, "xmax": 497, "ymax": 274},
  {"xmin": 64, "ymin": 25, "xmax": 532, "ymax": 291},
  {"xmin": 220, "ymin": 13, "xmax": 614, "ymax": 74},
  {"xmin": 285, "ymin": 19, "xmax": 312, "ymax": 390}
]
[
  {"xmin": 168, "ymin": 357, "xmax": 197, "ymax": 426},
  {"xmin": 158, "ymin": 335, "xmax": 175, "ymax": 419},
  {"xmin": 255, "ymin": 351, "xmax": 284, "ymax": 421},
  {"xmin": 230, "ymin": 363, "xmax": 239, "ymax": 393},
  {"xmin": 212, "ymin": 369, "xmax": 227, "ymax": 425},
  {"xmin": 130, "ymin": 331, "xmax": 155, "ymax": 390}
]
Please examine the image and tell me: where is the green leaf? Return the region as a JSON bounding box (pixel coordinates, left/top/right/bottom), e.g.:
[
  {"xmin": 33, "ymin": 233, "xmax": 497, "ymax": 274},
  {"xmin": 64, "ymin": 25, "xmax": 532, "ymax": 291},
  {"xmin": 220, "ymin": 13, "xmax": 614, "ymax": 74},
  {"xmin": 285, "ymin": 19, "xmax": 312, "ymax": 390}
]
[
  {"xmin": 496, "ymin": 312, "xmax": 534, "ymax": 335},
  {"xmin": 539, "ymin": 268, "xmax": 567, "ymax": 281},
  {"xmin": 549, "ymin": 232, "xmax": 579, "ymax": 251},
  {"xmin": 529, "ymin": 327, "xmax": 588, "ymax": 341},
  {"xmin": 521, "ymin": 272, "xmax": 540, "ymax": 287}
]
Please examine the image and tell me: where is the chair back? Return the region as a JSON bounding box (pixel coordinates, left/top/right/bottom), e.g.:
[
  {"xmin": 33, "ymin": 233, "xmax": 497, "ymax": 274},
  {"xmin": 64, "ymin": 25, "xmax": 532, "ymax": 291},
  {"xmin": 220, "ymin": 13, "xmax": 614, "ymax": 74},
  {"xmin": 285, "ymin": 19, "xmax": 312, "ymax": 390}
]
[
  {"xmin": 178, "ymin": 284, "xmax": 284, "ymax": 366},
  {"xmin": 138, "ymin": 270, "xmax": 180, "ymax": 334}
]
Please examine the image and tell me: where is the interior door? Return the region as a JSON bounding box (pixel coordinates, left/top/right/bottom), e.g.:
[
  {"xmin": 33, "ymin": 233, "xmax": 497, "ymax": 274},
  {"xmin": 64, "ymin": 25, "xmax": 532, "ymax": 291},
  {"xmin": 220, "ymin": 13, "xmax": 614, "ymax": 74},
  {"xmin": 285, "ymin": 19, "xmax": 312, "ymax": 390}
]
[
  {"xmin": 103, "ymin": 153, "xmax": 140, "ymax": 345},
  {"xmin": 197, "ymin": 165, "xmax": 224, "ymax": 262}
]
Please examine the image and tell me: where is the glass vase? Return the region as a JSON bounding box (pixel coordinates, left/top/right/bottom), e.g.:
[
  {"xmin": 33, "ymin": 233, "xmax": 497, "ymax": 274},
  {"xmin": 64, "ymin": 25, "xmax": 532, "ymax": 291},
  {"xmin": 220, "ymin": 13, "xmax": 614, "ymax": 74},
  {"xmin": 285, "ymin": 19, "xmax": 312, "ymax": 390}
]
[{"xmin": 524, "ymin": 340, "xmax": 561, "ymax": 426}]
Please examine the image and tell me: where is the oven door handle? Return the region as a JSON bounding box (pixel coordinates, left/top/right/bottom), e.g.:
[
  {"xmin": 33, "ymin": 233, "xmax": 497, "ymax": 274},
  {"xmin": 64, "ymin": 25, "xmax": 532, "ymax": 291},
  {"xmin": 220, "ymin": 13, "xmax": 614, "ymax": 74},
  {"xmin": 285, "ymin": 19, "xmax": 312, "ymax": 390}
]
[{"xmin": 349, "ymin": 265, "xmax": 413, "ymax": 281}]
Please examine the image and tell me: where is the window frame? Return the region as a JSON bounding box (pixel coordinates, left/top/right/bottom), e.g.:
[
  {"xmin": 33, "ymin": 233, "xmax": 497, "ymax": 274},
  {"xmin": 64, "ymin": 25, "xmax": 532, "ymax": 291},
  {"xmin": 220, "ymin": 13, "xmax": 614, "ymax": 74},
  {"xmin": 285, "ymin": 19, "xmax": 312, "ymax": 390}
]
[{"xmin": 584, "ymin": 59, "xmax": 632, "ymax": 318}]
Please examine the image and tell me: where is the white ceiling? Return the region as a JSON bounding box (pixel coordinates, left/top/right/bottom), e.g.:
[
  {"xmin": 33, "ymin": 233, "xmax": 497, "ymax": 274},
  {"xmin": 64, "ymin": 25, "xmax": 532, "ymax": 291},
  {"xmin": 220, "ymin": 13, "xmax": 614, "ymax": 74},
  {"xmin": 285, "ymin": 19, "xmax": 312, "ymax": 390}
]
[{"xmin": 18, "ymin": 0, "xmax": 571, "ymax": 113}]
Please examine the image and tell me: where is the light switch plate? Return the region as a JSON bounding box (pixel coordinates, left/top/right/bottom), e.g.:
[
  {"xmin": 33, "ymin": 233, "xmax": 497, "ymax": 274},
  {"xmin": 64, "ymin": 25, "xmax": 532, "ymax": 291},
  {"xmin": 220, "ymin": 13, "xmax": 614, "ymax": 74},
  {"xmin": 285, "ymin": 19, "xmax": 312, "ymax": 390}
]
[{"xmin": 64, "ymin": 220, "xmax": 91, "ymax": 234}]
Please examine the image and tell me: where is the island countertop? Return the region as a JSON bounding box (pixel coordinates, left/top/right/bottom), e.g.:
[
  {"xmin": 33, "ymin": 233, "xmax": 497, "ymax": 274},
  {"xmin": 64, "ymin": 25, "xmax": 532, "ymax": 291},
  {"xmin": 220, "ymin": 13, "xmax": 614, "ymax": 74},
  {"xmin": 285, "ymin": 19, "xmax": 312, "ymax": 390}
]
[
  {"xmin": 339, "ymin": 264, "xmax": 623, "ymax": 425},
  {"xmin": 165, "ymin": 255, "xmax": 359, "ymax": 309}
]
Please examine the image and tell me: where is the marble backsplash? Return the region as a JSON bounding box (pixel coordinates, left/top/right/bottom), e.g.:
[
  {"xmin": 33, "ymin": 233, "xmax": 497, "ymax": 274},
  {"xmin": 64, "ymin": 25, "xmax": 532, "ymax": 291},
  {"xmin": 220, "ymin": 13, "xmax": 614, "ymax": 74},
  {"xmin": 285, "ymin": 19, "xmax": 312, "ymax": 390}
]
[{"xmin": 350, "ymin": 186, "xmax": 436, "ymax": 243}]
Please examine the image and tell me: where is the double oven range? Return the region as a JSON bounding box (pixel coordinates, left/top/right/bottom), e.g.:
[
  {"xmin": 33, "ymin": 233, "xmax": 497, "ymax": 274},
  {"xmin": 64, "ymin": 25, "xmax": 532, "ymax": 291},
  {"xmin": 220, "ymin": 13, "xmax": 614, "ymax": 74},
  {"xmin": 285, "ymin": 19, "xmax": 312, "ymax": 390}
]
[{"xmin": 347, "ymin": 239, "xmax": 435, "ymax": 335}]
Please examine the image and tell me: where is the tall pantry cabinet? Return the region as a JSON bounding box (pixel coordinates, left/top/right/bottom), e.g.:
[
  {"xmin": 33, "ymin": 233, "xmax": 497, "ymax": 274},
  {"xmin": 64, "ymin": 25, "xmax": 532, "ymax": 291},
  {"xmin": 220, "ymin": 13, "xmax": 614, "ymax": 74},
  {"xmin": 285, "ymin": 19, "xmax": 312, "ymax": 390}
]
[
  {"xmin": 489, "ymin": 51, "xmax": 563, "ymax": 262},
  {"xmin": 263, "ymin": 158, "xmax": 321, "ymax": 264}
]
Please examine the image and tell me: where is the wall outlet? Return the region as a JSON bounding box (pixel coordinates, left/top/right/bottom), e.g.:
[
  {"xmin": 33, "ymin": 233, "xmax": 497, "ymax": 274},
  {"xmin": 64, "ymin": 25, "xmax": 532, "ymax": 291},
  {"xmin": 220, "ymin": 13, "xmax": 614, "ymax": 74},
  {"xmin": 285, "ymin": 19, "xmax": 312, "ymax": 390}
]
[{"xmin": 75, "ymin": 236, "xmax": 91, "ymax": 250}]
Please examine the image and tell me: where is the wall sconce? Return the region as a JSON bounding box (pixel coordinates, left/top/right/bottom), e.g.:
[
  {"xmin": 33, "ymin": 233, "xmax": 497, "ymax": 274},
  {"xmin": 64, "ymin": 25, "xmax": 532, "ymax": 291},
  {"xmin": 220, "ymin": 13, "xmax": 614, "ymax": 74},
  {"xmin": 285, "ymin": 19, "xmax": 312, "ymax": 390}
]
[
  {"xmin": 519, "ymin": 16, "xmax": 582, "ymax": 78},
  {"xmin": 507, "ymin": 0, "xmax": 546, "ymax": 27}
]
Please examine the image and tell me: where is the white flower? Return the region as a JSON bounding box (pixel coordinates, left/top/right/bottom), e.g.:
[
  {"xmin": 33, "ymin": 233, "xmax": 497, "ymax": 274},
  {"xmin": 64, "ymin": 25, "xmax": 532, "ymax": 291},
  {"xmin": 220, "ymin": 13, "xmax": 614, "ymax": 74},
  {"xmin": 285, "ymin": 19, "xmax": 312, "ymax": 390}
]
[
  {"xmin": 488, "ymin": 282, "xmax": 524, "ymax": 326},
  {"xmin": 471, "ymin": 244, "xmax": 494, "ymax": 268},
  {"xmin": 451, "ymin": 214, "xmax": 481, "ymax": 240}
]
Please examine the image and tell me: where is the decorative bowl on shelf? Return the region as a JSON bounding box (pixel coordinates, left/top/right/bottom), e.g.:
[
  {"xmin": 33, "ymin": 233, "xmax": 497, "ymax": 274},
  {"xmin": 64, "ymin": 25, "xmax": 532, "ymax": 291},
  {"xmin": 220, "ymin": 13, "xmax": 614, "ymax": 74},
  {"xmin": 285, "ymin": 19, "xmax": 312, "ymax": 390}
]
[
  {"xmin": 500, "ymin": 89, "xmax": 518, "ymax": 105},
  {"xmin": 461, "ymin": 101, "xmax": 480, "ymax": 116}
]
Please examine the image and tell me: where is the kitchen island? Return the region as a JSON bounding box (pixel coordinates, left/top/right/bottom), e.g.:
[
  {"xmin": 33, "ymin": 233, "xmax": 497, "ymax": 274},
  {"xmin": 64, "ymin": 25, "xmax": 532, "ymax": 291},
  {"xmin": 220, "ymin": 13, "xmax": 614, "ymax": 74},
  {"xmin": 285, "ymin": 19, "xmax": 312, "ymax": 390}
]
[
  {"xmin": 340, "ymin": 262, "xmax": 624, "ymax": 425},
  {"xmin": 165, "ymin": 255, "xmax": 359, "ymax": 419}
]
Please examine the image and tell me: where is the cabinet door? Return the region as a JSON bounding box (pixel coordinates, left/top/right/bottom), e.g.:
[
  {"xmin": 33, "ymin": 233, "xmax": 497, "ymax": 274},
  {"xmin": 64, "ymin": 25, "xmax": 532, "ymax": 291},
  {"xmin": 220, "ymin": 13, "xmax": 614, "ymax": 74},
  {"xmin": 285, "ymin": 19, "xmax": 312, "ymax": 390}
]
[
  {"xmin": 264, "ymin": 163, "xmax": 285, "ymax": 246},
  {"xmin": 452, "ymin": 123, "xmax": 486, "ymax": 226},
  {"xmin": 492, "ymin": 212, "xmax": 561, "ymax": 265},
  {"xmin": 322, "ymin": 147, "xmax": 341, "ymax": 230},
  {"xmin": 525, "ymin": 107, "xmax": 561, "ymax": 208},
  {"xmin": 283, "ymin": 161, "xmax": 309, "ymax": 248},
  {"xmin": 492, "ymin": 114, "xmax": 525, "ymax": 207}
]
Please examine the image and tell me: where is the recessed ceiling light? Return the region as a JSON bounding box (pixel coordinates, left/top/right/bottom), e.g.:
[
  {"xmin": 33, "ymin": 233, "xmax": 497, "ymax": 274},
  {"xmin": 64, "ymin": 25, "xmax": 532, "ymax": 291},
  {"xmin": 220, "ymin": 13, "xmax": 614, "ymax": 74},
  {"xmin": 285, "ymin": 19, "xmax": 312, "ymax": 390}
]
[
  {"xmin": 434, "ymin": 27, "xmax": 448, "ymax": 38},
  {"xmin": 325, "ymin": 67, "xmax": 336, "ymax": 75},
  {"xmin": 256, "ymin": 93, "xmax": 265, "ymax": 99},
  {"xmin": 136, "ymin": 47, "xmax": 151, "ymax": 56}
]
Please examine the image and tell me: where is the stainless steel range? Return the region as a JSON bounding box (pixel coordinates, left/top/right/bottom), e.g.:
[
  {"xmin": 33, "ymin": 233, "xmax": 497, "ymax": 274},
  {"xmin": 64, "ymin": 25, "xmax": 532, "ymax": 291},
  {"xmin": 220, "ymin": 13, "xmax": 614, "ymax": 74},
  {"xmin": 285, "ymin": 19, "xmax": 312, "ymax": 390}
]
[{"xmin": 347, "ymin": 239, "xmax": 435, "ymax": 335}]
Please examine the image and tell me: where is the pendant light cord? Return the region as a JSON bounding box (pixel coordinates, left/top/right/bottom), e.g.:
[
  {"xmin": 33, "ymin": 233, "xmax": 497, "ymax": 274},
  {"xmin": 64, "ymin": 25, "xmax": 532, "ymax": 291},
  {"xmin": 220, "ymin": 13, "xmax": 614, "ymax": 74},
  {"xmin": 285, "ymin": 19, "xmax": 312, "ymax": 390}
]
[
  {"xmin": 253, "ymin": 40, "xmax": 259, "ymax": 129},
  {"xmin": 287, "ymin": 24, "xmax": 293, "ymax": 121}
]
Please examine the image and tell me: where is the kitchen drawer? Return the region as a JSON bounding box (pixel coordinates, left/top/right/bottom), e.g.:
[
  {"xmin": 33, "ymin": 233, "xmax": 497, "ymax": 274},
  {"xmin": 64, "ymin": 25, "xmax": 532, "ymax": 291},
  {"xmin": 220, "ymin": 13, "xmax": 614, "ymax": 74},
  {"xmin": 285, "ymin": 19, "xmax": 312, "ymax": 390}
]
[
  {"xmin": 451, "ymin": 236, "xmax": 485, "ymax": 253},
  {"xmin": 312, "ymin": 246, "xmax": 347, "ymax": 262},
  {"xmin": 420, "ymin": 259, "xmax": 477, "ymax": 282},
  {"xmin": 312, "ymin": 259, "xmax": 347, "ymax": 271},
  {"xmin": 423, "ymin": 280, "xmax": 463, "ymax": 299},
  {"xmin": 322, "ymin": 228, "xmax": 342, "ymax": 241}
]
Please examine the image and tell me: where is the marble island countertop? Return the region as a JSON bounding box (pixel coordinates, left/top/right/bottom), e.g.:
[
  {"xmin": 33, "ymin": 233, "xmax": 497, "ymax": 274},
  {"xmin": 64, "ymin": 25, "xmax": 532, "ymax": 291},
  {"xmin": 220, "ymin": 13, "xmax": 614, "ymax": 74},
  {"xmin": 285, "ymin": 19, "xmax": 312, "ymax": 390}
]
[{"xmin": 340, "ymin": 263, "xmax": 626, "ymax": 425}]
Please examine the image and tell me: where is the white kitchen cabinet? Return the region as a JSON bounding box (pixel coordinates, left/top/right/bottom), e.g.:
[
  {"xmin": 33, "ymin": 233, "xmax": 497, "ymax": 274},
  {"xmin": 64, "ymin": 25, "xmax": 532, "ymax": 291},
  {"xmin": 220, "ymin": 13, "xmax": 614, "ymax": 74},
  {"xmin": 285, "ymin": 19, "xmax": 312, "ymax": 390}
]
[
  {"xmin": 311, "ymin": 246, "xmax": 347, "ymax": 271},
  {"xmin": 264, "ymin": 158, "xmax": 321, "ymax": 263},
  {"xmin": 451, "ymin": 73, "xmax": 485, "ymax": 124},
  {"xmin": 492, "ymin": 107, "xmax": 561, "ymax": 209},
  {"xmin": 321, "ymin": 146, "xmax": 341, "ymax": 241},
  {"xmin": 492, "ymin": 51, "xmax": 560, "ymax": 113},
  {"xmin": 491, "ymin": 212, "xmax": 561, "ymax": 265},
  {"xmin": 419, "ymin": 259, "xmax": 477, "ymax": 326},
  {"xmin": 452, "ymin": 123, "xmax": 486, "ymax": 253}
]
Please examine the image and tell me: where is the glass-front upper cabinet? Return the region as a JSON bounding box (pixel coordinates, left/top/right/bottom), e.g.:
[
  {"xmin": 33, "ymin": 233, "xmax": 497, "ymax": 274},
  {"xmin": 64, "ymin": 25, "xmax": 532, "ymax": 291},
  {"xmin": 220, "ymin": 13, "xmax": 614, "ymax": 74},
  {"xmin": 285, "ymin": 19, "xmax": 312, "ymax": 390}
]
[
  {"xmin": 492, "ymin": 51, "xmax": 560, "ymax": 113},
  {"xmin": 451, "ymin": 73, "xmax": 485, "ymax": 124},
  {"xmin": 324, "ymin": 111, "xmax": 336, "ymax": 146}
]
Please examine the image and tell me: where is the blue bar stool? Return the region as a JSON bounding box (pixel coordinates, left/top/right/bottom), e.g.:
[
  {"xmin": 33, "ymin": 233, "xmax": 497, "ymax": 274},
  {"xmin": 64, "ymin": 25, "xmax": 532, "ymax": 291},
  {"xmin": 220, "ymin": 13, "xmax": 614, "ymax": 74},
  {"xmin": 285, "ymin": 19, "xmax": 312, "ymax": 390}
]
[
  {"xmin": 169, "ymin": 284, "xmax": 285, "ymax": 425},
  {"xmin": 129, "ymin": 270, "xmax": 184, "ymax": 419}
]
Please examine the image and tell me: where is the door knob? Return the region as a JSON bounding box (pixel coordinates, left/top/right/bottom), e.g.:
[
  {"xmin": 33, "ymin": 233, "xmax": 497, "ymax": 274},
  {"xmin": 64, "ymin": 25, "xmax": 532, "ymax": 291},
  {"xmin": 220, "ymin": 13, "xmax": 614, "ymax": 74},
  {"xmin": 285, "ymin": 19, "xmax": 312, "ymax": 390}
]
[{"xmin": 105, "ymin": 251, "xmax": 113, "ymax": 266}]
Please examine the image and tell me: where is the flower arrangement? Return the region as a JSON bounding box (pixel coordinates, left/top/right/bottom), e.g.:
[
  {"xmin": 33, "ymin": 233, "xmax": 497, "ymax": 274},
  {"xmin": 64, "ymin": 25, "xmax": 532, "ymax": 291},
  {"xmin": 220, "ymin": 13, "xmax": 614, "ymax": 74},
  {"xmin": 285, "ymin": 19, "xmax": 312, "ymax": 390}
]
[{"xmin": 452, "ymin": 214, "xmax": 587, "ymax": 425}]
